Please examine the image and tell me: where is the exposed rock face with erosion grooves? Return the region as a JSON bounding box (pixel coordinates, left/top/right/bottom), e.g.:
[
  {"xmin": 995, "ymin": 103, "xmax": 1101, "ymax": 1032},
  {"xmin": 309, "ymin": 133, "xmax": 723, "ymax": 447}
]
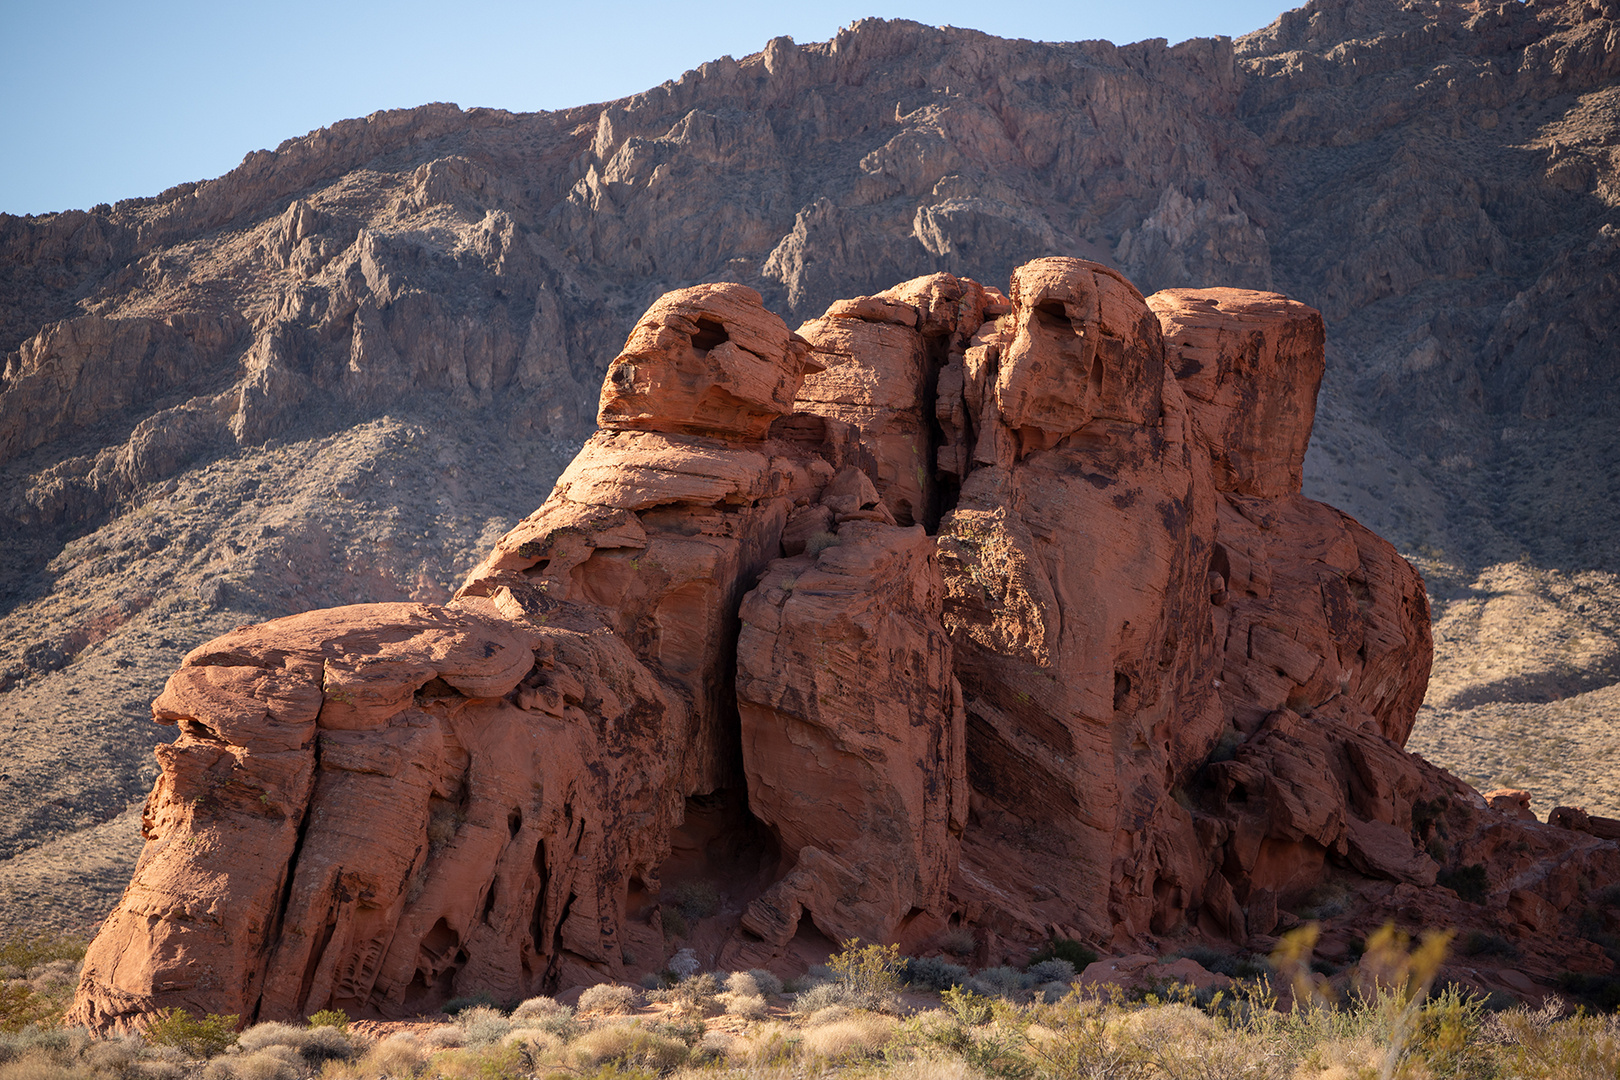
[{"xmin": 69, "ymin": 261, "xmax": 1620, "ymax": 1031}]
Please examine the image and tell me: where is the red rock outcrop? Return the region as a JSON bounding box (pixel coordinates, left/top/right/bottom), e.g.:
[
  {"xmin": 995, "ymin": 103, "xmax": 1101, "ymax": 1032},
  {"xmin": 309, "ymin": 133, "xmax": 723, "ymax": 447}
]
[
  {"xmin": 730, "ymin": 517, "xmax": 966, "ymax": 960},
  {"xmin": 72, "ymin": 261, "xmax": 1619, "ymax": 1030}
]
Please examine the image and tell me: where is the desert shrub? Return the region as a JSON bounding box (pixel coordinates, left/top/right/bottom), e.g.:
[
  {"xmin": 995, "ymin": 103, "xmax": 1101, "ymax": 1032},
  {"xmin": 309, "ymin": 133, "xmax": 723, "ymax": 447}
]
[
  {"xmin": 143, "ymin": 1009, "xmax": 239, "ymax": 1058},
  {"xmin": 421, "ymin": 1025, "xmax": 465, "ymax": 1050},
  {"xmin": 821, "ymin": 940, "xmax": 902, "ymax": 1012},
  {"xmin": 203, "ymin": 1046, "xmax": 301, "ymax": 1080},
  {"xmin": 1028, "ymin": 937, "xmax": 1097, "ymax": 971},
  {"xmin": 1172, "ymin": 946, "xmax": 1267, "ymax": 980},
  {"xmin": 510, "ymin": 995, "xmax": 563, "ymax": 1021},
  {"xmin": 0, "ymin": 987, "xmax": 57, "ymax": 1035},
  {"xmin": 966, "ymin": 966, "xmax": 1031, "ymax": 1000},
  {"xmin": 1487, "ymin": 999, "xmax": 1620, "ymax": 1076},
  {"xmin": 903, "ymin": 956, "xmax": 970, "ymax": 992},
  {"xmin": 231, "ymin": 1021, "xmax": 357, "ymax": 1069},
  {"xmin": 937, "ymin": 927, "xmax": 977, "ymax": 955},
  {"xmin": 578, "ymin": 984, "xmax": 639, "ymax": 1015},
  {"xmin": 667, "ymin": 949, "xmax": 700, "ymax": 980},
  {"xmin": 799, "ymin": 1012, "xmax": 897, "ymax": 1061},
  {"xmin": 648, "ymin": 973, "xmax": 718, "ymax": 1018},
  {"xmin": 746, "ymin": 969, "xmax": 784, "ymax": 997},
  {"xmin": 723, "ymin": 972, "xmax": 761, "ymax": 998},
  {"xmin": 0, "ymin": 934, "xmax": 86, "ymax": 977},
  {"xmin": 356, "ymin": 1032, "xmax": 425, "ymax": 1078},
  {"xmin": 721, "ymin": 993, "xmax": 768, "ymax": 1020},
  {"xmin": 1437, "ymin": 863, "xmax": 1489, "ymax": 903},
  {"xmin": 455, "ymin": 1006, "xmax": 512, "ymax": 1048},
  {"xmin": 501, "ymin": 1026, "xmax": 564, "ymax": 1057},
  {"xmin": 719, "ymin": 970, "xmax": 769, "ymax": 1015},
  {"xmin": 661, "ymin": 909, "xmax": 688, "ymax": 940},
  {"xmin": 427, "ymin": 1041, "xmax": 523, "ymax": 1080},
  {"xmin": 1025, "ymin": 959, "xmax": 1076, "ymax": 985},
  {"xmin": 306, "ymin": 1008, "xmax": 349, "ymax": 1031},
  {"xmin": 721, "ymin": 1021, "xmax": 802, "ymax": 1065},
  {"xmin": 0, "ymin": 1028, "xmax": 91, "ymax": 1069},
  {"xmin": 568, "ymin": 1023, "xmax": 689, "ymax": 1071},
  {"xmin": 0, "ymin": 1053, "xmax": 84, "ymax": 1080},
  {"xmin": 236, "ymin": 1022, "xmax": 301, "ymax": 1053},
  {"xmin": 0, "ymin": 932, "xmax": 86, "ymax": 1034},
  {"xmin": 440, "ymin": 992, "xmax": 496, "ymax": 1016},
  {"xmin": 1557, "ymin": 971, "xmax": 1620, "ymax": 1011},
  {"xmin": 1033, "ymin": 980, "xmax": 1071, "ymax": 1004},
  {"xmin": 791, "ymin": 983, "xmax": 849, "ymax": 1015},
  {"xmin": 669, "ymin": 881, "xmax": 719, "ymax": 921}
]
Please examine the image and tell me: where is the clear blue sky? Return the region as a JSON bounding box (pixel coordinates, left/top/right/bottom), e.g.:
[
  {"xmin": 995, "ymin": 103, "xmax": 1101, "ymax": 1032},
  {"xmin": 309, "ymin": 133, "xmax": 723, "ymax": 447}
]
[{"xmin": 0, "ymin": 0, "xmax": 1291, "ymax": 217}]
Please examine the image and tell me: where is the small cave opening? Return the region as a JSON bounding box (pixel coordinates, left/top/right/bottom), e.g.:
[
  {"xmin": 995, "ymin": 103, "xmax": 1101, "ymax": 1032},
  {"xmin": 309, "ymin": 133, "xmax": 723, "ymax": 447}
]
[
  {"xmin": 1113, "ymin": 670, "xmax": 1132, "ymax": 712},
  {"xmin": 654, "ymin": 789, "xmax": 782, "ymax": 943},
  {"xmin": 1034, "ymin": 300, "xmax": 1073, "ymax": 332},
  {"xmin": 691, "ymin": 317, "xmax": 729, "ymax": 353}
]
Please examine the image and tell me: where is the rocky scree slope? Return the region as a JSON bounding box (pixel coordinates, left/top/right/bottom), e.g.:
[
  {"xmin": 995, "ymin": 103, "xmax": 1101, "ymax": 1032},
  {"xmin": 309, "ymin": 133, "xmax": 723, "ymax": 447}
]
[
  {"xmin": 3, "ymin": 0, "xmax": 1620, "ymax": 929},
  {"xmin": 68, "ymin": 262, "xmax": 1620, "ymax": 1030}
]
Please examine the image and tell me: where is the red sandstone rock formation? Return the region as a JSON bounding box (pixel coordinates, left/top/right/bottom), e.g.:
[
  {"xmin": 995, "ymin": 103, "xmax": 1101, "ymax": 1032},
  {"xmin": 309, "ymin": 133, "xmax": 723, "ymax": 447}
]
[{"xmin": 71, "ymin": 262, "xmax": 1619, "ymax": 1030}]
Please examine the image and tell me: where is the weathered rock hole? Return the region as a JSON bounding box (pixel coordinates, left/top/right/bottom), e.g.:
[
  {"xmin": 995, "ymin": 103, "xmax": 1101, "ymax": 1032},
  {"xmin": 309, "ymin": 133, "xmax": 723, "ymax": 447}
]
[
  {"xmin": 481, "ymin": 882, "xmax": 497, "ymax": 924},
  {"xmin": 691, "ymin": 317, "xmax": 729, "ymax": 353},
  {"xmin": 1034, "ymin": 301, "xmax": 1072, "ymax": 332},
  {"xmin": 1113, "ymin": 670, "xmax": 1132, "ymax": 712},
  {"xmin": 508, "ymin": 808, "xmax": 522, "ymax": 838},
  {"xmin": 1089, "ymin": 354, "xmax": 1105, "ymax": 399},
  {"xmin": 415, "ymin": 676, "xmax": 460, "ymax": 703}
]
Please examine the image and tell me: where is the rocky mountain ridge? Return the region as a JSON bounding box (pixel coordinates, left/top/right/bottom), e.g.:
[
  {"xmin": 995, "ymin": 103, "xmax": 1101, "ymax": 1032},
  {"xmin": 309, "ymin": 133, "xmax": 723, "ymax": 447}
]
[{"xmin": 2, "ymin": 0, "xmax": 1619, "ymax": 932}]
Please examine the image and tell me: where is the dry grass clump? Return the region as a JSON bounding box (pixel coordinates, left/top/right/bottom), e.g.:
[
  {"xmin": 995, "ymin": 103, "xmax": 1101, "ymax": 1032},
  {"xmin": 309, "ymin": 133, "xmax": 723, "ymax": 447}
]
[
  {"xmin": 799, "ymin": 1011, "xmax": 898, "ymax": 1062},
  {"xmin": 577, "ymin": 983, "xmax": 639, "ymax": 1016},
  {"xmin": 567, "ymin": 1022, "xmax": 689, "ymax": 1071},
  {"xmin": 348, "ymin": 1032, "xmax": 425, "ymax": 1079},
  {"xmin": 453, "ymin": 1006, "xmax": 511, "ymax": 1048},
  {"xmin": 509, "ymin": 996, "xmax": 563, "ymax": 1021}
]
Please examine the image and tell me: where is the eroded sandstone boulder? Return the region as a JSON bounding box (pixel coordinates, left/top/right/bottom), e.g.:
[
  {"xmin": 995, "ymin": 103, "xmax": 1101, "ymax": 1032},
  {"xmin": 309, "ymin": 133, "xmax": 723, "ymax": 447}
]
[
  {"xmin": 72, "ymin": 262, "xmax": 1618, "ymax": 1029},
  {"xmin": 731, "ymin": 519, "xmax": 966, "ymax": 959}
]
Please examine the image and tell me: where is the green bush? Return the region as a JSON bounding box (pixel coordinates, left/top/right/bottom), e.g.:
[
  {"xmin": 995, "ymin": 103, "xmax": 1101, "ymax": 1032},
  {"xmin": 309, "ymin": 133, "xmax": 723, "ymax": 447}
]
[
  {"xmin": 305, "ymin": 1008, "xmax": 349, "ymax": 1031},
  {"xmin": 0, "ymin": 932, "xmax": 86, "ymax": 975},
  {"xmin": 143, "ymin": 1008, "xmax": 239, "ymax": 1058},
  {"xmin": 823, "ymin": 940, "xmax": 902, "ymax": 1011},
  {"xmin": 902, "ymin": 956, "xmax": 970, "ymax": 991}
]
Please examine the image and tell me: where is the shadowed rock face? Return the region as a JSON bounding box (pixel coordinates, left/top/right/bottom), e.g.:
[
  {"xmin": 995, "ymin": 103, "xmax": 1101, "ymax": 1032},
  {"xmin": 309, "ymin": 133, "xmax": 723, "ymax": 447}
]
[{"xmin": 70, "ymin": 263, "xmax": 1618, "ymax": 1031}]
